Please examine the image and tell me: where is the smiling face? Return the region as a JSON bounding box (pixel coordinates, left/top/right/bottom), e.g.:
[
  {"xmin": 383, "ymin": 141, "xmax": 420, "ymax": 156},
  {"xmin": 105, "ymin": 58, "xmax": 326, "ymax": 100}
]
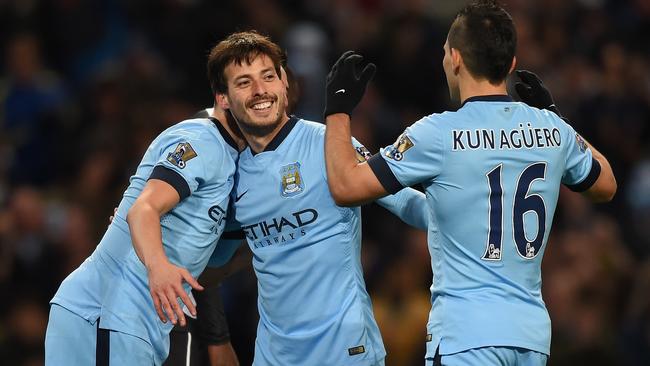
[{"xmin": 221, "ymin": 54, "xmax": 288, "ymax": 137}]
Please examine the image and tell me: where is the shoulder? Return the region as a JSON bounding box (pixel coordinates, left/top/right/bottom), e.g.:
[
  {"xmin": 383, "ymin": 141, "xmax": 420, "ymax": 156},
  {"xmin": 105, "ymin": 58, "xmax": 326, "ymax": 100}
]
[
  {"xmin": 160, "ymin": 118, "xmax": 223, "ymax": 143},
  {"xmin": 297, "ymin": 118, "xmax": 326, "ymax": 134},
  {"xmin": 287, "ymin": 118, "xmax": 326, "ymax": 145},
  {"xmin": 154, "ymin": 119, "xmax": 230, "ymax": 157},
  {"xmin": 168, "ymin": 118, "xmax": 215, "ymax": 135},
  {"xmin": 407, "ymin": 111, "xmax": 455, "ymax": 134}
]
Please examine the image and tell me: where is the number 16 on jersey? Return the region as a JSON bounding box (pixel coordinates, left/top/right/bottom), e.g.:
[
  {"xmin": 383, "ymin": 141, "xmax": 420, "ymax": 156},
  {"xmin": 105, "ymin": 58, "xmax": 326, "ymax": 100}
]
[{"xmin": 483, "ymin": 162, "xmax": 547, "ymax": 261}]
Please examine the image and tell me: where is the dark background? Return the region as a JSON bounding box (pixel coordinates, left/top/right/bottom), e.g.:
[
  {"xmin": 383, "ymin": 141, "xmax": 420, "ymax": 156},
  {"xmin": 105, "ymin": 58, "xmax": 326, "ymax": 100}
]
[{"xmin": 0, "ymin": 0, "xmax": 649, "ymax": 365}]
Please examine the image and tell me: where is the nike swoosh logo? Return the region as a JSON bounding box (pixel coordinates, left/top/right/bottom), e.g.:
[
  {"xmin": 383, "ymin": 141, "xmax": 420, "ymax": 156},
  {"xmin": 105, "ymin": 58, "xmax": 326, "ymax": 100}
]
[
  {"xmin": 335, "ymin": 89, "xmax": 346, "ymax": 94},
  {"xmin": 235, "ymin": 190, "xmax": 248, "ymax": 202}
]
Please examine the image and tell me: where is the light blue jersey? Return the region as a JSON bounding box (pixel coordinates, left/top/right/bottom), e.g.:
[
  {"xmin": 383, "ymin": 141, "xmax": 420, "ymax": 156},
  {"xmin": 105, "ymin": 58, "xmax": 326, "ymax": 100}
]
[
  {"xmin": 233, "ymin": 117, "xmax": 426, "ymax": 366},
  {"xmin": 368, "ymin": 96, "xmax": 600, "ymax": 358},
  {"xmin": 49, "ymin": 117, "xmax": 239, "ymax": 364}
]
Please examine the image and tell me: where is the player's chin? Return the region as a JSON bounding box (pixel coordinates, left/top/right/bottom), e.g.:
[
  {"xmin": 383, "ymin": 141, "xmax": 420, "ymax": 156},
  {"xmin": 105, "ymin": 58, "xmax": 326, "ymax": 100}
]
[{"xmin": 248, "ymin": 114, "xmax": 279, "ymax": 129}]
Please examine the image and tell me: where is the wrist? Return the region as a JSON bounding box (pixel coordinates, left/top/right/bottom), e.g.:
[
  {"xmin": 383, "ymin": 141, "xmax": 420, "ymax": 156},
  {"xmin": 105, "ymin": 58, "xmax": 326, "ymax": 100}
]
[
  {"xmin": 325, "ymin": 113, "xmax": 351, "ymax": 123},
  {"xmin": 145, "ymin": 254, "xmax": 169, "ymax": 272}
]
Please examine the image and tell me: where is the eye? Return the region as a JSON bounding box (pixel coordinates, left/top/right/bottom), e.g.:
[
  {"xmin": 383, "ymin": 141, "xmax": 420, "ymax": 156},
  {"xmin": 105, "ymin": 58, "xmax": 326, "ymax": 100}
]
[
  {"xmin": 263, "ymin": 73, "xmax": 276, "ymax": 81},
  {"xmin": 236, "ymin": 79, "xmax": 250, "ymax": 88}
]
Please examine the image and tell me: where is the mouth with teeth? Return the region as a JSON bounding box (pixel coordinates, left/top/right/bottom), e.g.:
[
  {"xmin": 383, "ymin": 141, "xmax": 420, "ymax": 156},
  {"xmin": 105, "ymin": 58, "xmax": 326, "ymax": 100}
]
[{"xmin": 248, "ymin": 97, "xmax": 276, "ymax": 114}]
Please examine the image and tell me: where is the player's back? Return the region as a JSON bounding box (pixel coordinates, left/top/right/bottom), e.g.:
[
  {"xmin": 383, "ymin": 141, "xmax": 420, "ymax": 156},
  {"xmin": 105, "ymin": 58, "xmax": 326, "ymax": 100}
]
[
  {"xmin": 233, "ymin": 117, "xmax": 385, "ymax": 366},
  {"xmin": 417, "ymin": 96, "xmax": 595, "ymax": 356}
]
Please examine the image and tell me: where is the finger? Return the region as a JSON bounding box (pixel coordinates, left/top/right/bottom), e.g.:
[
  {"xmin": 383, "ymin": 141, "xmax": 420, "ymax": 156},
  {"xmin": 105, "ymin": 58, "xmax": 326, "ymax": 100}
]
[
  {"xmin": 514, "ymin": 82, "xmax": 533, "ymax": 100},
  {"xmin": 176, "ymin": 286, "xmax": 196, "ymax": 317},
  {"xmin": 166, "ymin": 288, "xmax": 186, "ymax": 327},
  {"xmin": 359, "ymin": 63, "xmax": 377, "ymax": 85},
  {"xmin": 343, "ymin": 53, "xmax": 363, "ymax": 77},
  {"xmin": 181, "ymin": 270, "xmax": 204, "ymax": 291},
  {"xmin": 332, "ymin": 50, "xmax": 356, "ymax": 71},
  {"xmin": 151, "ymin": 291, "xmax": 166, "ymax": 323},
  {"xmin": 516, "ymin": 70, "xmax": 542, "ymax": 88},
  {"xmin": 326, "ymin": 70, "xmax": 335, "ymax": 83},
  {"xmin": 344, "ymin": 53, "xmax": 363, "ymax": 67},
  {"xmin": 158, "ymin": 292, "xmax": 175, "ymax": 324},
  {"xmin": 338, "ymin": 50, "xmax": 356, "ymax": 62}
]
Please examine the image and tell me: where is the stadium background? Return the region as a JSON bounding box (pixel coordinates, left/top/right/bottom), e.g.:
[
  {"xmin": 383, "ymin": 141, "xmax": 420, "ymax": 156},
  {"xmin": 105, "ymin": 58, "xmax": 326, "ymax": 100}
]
[{"xmin": 0, "ymin": 0, "xmax": 648, "ymax": 365}]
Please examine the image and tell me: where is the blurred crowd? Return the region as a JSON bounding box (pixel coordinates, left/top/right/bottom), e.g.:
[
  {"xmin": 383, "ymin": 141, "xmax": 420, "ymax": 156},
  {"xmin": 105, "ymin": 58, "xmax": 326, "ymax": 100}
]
[{"xmin": 0, "ymin": 0, "xmax": 648, "ymax": 365}]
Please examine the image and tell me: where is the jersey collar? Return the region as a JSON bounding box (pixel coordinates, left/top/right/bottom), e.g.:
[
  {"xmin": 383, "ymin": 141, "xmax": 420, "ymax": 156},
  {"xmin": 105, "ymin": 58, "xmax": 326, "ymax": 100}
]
[
  {"xmin": 252, "ymin": 115, "xmax": 299, "ymax": 155},
  {"xmin": 461, "ymin": 94, "xmax": 513, "ymax": 108},
  {"xmin": 208, "ymin": 117, "xmax": 239, "ymax": 151}
]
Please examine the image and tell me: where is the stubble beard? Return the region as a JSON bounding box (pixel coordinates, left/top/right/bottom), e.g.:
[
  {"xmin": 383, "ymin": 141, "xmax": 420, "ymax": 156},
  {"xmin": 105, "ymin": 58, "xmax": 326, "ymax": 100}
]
[{"xmin": 230, "ymin": 101, "xmax": 286, "ymax": 138}]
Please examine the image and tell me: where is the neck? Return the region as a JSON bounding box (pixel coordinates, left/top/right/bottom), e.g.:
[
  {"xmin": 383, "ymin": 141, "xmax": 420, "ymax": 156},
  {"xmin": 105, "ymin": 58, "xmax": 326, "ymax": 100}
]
[
  {"xmin": 210, "ymin": 108, "xmax": 247, "ymax": 151},
  {"xmin": 458, "ymin": 71, "xmax": 509, "ymax": 104},
  {"xmin": 243, "ymin": 114, "xmax": 290, "ymax": 154}
]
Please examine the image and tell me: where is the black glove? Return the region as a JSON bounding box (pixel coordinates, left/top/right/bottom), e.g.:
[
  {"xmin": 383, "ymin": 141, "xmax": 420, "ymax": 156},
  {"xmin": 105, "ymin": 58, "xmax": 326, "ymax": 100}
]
[
  {"xmin": 324, "ymin": 50, "xmax": 377, "ymax": 118},
  {"xmin": 515, "ymin": 70, "xmax": 562, "ymax": 116}
]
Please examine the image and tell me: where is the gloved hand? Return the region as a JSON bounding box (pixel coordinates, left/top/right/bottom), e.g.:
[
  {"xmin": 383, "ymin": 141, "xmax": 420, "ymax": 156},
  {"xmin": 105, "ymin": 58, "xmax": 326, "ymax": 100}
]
[
  {"xmin": 515, "ymin": 70, "xmax": 562, "ymax": 116},
  {"xmin": 324, "ymin": 50, "xmax": 377, "ymax": 118}
]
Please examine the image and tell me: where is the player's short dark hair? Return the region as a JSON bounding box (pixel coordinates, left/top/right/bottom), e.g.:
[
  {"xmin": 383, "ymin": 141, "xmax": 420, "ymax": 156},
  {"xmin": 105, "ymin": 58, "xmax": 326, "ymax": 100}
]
[
  {"xmin": 448, "ymin": 0, "xmax": 516, "ymax": 84},
  {"xmin": 207, "ymin": 31, "xmax": 284, "ymax": 94}
]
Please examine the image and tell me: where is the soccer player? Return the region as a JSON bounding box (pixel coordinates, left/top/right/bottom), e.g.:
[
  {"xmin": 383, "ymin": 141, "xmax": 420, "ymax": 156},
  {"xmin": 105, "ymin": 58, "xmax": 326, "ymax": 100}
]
[
  {"xmin": 322, "ymin": 1, "xmax": 617, "ymax": 365},
  {"xmin": 208, "ymin": 31, "xmax": 428, "ymax": 365},
  {"xmin": 45, "ymin": 81, "xmax": 247, "ymax": 364},
  {"xmin": 163, "ymin": 61, "xmax": 295, "ymax": 366}
]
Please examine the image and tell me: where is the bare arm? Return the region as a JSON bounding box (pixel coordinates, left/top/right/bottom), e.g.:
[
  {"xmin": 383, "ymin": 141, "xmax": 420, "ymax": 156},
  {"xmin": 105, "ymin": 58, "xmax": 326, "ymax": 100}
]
[
  {"xmin": 325, "ymin": 113, "xmax": 387, "ymax": 206},
  {"xmin": 127, "ymin": 179, "xmax": 204, "ymax": 326},
  {"xmin": 207, "ymin": 343, "xmax": 239, "ymax": 366},
  {"xmin": 582, "ymin": 141, "xmax": 616, "ymax": 202},
  {"xmin": 323, "ymin": 51, "xmax": 385, "ymax": 206}
]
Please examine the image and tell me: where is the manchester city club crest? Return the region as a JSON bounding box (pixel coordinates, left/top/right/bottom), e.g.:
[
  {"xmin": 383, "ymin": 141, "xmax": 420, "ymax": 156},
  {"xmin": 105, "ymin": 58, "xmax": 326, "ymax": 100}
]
[{"xmin": 280, "ymin": 162, "xmax": 305, "ymax": 197}]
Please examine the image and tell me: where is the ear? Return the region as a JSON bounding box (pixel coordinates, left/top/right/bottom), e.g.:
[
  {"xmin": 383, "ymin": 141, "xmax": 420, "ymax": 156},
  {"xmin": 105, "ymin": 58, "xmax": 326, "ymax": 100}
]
[
  {"xmin": 216, "ymin": 93, "xmax": 230, "ymax": 110},
  {"xmin": 280, "ymin": 66, "xmax": 289, "ymax": 90},
  {"xmin": 450, "ymin": 47, "xmax": 462, "ymax": 75},
  {"xmin": 509, "ymin": 56, "xmax": 517, "ymax": 74}
]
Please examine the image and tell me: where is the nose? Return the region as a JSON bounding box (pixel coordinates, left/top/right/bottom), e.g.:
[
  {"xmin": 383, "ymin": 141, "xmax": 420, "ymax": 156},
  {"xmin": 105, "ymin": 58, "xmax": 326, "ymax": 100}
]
[{"xmin": 251, "ymin": 78, "xmax": 266, "ymax": 96}]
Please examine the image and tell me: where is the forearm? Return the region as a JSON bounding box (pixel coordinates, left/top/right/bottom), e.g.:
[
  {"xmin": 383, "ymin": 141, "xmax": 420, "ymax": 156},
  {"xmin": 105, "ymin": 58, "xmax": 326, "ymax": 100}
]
[
  {"xmin": 207, "ymin": 343, "xmax": 239, "ymax": 366},
  {"xmin": 325, "ymin": 113, "xmax": 360, "ymax": 201},
  {"xmin": 376, "ymin": 188, "xmax": 428, "ymax": 230},
  {"xmin": 588, "ymin": 142, "xmax": 614, "ymax": 186},
  {"xmin": 584, "ymin": 140, "xmax": 617, "ymax": 202},
  {"xmin": 127, "ymin": 202, "xmax": 168, "ymax": 269},
  {"xmin": 325, "ymin": 114, "xmax": 388, "ymax": 205}
]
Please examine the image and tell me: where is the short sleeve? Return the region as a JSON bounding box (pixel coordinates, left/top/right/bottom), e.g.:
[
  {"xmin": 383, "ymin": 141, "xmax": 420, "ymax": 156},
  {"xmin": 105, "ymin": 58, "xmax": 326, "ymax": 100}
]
[
  {"xmin": 561, "ymin": 124, "xmax": 600, "ymax": 192},
  {"xmin": 149, "ymin": 130, "xmax": 223, "ymax": 200},
  {"xmin": 369, "ymin": 116, "xmax": 445, "ymax": 193}
]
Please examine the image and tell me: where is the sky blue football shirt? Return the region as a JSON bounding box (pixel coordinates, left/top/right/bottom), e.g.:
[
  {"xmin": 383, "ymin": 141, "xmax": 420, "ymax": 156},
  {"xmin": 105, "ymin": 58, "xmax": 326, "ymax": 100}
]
[
  {"xmin": 368, "ymin": 95, "xmax": 600, "ymax": 357},
  {"xmin": 233, "ymin": 116, "xmax": 427, "ymax": 366},
  {"xmin": 51, "ymin": 117, "xmax": 239, "ymax": 364}
]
